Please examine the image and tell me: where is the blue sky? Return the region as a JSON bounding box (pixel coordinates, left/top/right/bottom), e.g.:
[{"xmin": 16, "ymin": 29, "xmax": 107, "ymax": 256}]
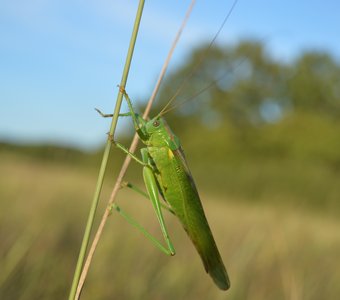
[{"xmin": 1, "ymin": 0, "xmax": 339, "ymax": 149}]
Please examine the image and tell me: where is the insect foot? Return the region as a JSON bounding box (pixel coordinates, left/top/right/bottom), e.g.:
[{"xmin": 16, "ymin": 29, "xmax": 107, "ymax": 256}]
[
  {"xmin": 94, "ymin": 108, "xmax": 113, "ymax": 118},
  {"xmin": 106, "ymin": 133, "xmax": 115, "ymax": 143},
  {"xmin": 120, "ymin": 181, "xmax": 129, "ymax": 189},
  {"xmin": 117, "ymin": 84, "xmax": 127, "ymax": 96},
  {"xmin": 107, "ymin": 204, "xmax": 115, "ymax": 215}
]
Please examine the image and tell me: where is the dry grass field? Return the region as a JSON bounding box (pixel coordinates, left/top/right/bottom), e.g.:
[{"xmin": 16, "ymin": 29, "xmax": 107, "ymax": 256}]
[{"xmin": 1, "ymin": 151, "xmax": 339, "ymax": 299}]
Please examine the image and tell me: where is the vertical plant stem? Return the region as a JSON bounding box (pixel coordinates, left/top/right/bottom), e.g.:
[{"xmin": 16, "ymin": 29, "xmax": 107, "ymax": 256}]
[
  {"xmin": 73, "ymin": 1, "xmax": 196, "ymax": 298},
  {"xmin": 68, "ymin": 1, "xmax": 145, "ymax": 299}
]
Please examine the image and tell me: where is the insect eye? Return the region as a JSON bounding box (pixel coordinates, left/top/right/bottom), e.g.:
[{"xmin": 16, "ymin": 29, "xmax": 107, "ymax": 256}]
[{"xmin": 153, "ymin": 120, "xmax": 160, "ymax": 127}]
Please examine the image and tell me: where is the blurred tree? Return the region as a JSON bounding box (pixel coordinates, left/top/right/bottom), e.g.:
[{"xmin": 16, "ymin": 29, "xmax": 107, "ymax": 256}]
[
  {"xmin": 154, "ymin": 40, "xmax": 340, "ymax": 128},
  {"xmin": 153, "ymin": 40, "xmax": 292, "ymax": 135},
  {"xmin": 140, "ymin": 40, "xmax": 340, "ymax": 168},
  {"xmin": 288, "ymin": 52, "xmax": 340, "ymax": 117}
]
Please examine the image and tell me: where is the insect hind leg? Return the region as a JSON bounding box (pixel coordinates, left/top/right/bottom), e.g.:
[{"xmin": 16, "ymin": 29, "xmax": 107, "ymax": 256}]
[
  {"xmin": 121, "ymin": 181, "xmax": 175, "ymax": 215},
  {"xmin": 108, "ymin": 202, "xmax": 175, "ymax": 256}
]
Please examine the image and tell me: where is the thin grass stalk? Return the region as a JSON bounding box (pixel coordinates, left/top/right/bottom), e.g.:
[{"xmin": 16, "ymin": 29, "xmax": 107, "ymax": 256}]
[
  {"xmin": 68, "ymin": 1, "xmax": 145, "ymax": 299},
  {"xmin": 74, "ymin": 1, "xmax": 196, "ymax": 299}
]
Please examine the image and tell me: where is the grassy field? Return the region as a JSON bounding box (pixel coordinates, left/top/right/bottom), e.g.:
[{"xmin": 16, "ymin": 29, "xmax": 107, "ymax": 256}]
[{"xmin": 1, "ymin": 150, "xmax": 340, "ymax": 300}]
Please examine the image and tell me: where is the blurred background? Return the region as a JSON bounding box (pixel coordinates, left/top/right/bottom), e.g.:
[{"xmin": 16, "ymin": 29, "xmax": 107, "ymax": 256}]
[{"xmin": 1, "ymin": 1, "xmax": 340, "ymax": 299}]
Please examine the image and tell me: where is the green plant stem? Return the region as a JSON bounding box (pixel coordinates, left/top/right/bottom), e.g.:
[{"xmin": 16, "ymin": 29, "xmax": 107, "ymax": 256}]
[
  {"xmin": 72, "ymin": 2, "xmax": 196, "ymax": 298},
  {"xmin": 68, "ymin": 1, "xmax": 145, "ymax": 299}
]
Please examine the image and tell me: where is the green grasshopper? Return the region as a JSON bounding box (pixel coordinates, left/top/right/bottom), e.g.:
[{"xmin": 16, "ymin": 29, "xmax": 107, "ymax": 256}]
[{"xmin": 97, "ymin": 87, "xmax": 230, "ymax": 290}]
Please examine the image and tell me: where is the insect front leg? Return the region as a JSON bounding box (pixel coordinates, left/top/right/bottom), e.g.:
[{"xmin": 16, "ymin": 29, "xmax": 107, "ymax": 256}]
[
  {"xmin": 96, "ymin": 86, "xmax": 148, "ymax": 141},
  {"xmin": 95, "ymin": 108, "xmax": 134, "ymax": 118},
  {"xmin": 118, "ymin": 87, "xmax": 149, "ymax": 139}
]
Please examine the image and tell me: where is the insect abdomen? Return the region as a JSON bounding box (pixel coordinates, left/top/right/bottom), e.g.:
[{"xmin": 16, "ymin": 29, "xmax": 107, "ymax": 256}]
[{"xmin": 149, "ymin": 146, "xmax": 230, "ymax": 290}]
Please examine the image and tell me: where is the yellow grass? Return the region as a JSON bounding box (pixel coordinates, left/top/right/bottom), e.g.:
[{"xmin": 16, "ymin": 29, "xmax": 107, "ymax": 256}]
[{"xmin": 1, "ymin": 152, "xmax": 339, "ymax": 299}]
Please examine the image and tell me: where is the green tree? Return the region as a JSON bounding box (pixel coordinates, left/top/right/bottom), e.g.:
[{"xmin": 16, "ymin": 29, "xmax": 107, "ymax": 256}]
[
  {"xmin": 288, "ymin": 52, "xmax": 340, "ymax": 117},
  {"xmin": 155, "ymin": 40, "xmax": 290, "ymax": 131}
]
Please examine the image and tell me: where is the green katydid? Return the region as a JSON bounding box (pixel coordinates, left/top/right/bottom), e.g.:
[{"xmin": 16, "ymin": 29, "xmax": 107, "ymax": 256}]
[
  {"xmin": 96, "ymin": 86, "xmax": 230, "ymax": 290},
  {"xmin": 95, "ymin": 0, "xmax": 241, "ymax": 291}
]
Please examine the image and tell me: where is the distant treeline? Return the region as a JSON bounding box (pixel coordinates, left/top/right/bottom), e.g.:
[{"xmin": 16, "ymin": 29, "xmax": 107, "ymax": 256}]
[
  {"xmin": 1, "ymin": 40, "xmax": 339, "ymax": 214},
  {"xmin": 0, "ymin": 142, "xmax": 98, "ymax": 166},
  {"xmin": 146, "ymin": 40, "xmax": 340, "ymax": 166}
]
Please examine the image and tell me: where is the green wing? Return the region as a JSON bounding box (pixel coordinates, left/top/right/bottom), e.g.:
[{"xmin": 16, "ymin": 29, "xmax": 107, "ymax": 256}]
[{"xmin": 172, "ymin": 147, "xmax": 230, "ymax": 290}]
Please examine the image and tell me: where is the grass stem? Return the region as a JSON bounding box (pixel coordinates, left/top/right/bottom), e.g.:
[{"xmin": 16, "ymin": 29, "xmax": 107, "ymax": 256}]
[
  {"xmin": 68, "ymin": 1, "xmax": 145, "ymax": 299},
  {"xmin": 73, "ymin": 1, "xmax": 196, "ymax": 299}
]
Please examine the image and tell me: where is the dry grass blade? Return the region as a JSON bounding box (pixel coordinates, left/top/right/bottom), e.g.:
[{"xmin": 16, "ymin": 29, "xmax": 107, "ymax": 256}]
[{"xmin": 74, "ymin": 1, "xmax": 196, "ymax": 299}]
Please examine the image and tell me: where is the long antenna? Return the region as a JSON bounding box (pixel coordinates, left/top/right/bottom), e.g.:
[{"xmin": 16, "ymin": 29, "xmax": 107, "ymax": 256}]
[
  {"xmin": 160, "ymin": 59, "xmax": 238, "ymax": 116},
  {"xmin": 159, "ymin": 0, "xmax": 239, "ymax": 116},
  {"xmin": 143, "ymin": 0, "xmax": 196, "ymax": 119},
  {"xmin": 160, "ymin": 36, "xmax": 273, "ymax": 116}
]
